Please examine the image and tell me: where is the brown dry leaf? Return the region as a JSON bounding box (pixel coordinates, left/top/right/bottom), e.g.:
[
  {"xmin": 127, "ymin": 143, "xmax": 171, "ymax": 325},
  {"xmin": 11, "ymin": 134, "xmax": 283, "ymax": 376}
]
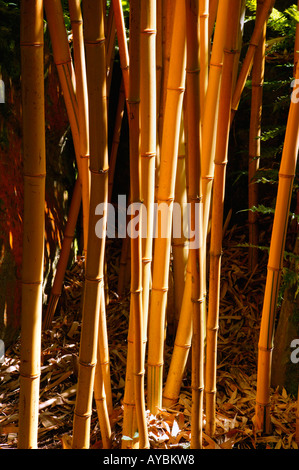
[{"xmin": 61, "ymin": 434, "xmax": 73, "ymax": 449}]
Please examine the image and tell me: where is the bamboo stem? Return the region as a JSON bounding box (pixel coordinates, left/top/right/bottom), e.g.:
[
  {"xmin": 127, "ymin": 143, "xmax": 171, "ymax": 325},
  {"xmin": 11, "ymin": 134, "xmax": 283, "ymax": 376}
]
[
  {"xmin": 18, "ymin": 0, "xmax": 45, "ymax": 449},
  {"xmin": 255, "ymin": 62, "xmax": 299, "ymax": 434},
  {"xmin": 248, "ymin": 0, "xmax": 266, "ymax": 270},
  {"xmin": 68, "ymin": 0, "xmax": 90, "ymax": 256},
  {"xmin": 140, "ymin": 0, "xmax": 157, "ymax": 333},
  {"xmin": 231, "ymin": 0, "xmax": 275, "ymax": 119},
  {"xmin": 205, "ymin": 1, "xmax": 241, "ymax": 437},
  {"xmin": 94, "ymin": 286, "xmax": 112, "ymax": 448},
  {"xmin": 42, "ymin": 178, "xmax": 81, "ymax": 331},
  {"xmin": 147, "ymin": 0, "xmax": 186, "ymax": 415},
  {"xmin": 72, "ymin": 0, "xmax": 108, "ymax": 448},
  {"xmin": 127, "ymin": 0, "xmax": 149, "ymax": 449}
]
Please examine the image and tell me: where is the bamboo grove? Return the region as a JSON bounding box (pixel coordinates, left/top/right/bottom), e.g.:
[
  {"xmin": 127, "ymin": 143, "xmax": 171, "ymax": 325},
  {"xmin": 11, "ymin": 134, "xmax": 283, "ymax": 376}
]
[{"xmin": 17, "ymin": 0, "xmax": 299, "ymax": 449}]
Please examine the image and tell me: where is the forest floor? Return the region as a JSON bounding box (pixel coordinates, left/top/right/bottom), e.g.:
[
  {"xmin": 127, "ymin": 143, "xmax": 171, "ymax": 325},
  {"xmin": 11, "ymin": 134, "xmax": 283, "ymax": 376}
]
[{"xmin": 0, "ymin": 222, "xmax": 298, "ymax": 450}]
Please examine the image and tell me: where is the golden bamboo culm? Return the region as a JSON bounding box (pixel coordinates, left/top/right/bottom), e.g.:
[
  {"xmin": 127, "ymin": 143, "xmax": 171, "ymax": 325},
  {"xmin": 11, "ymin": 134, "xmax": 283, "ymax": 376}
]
[
  {"xmin": 248, "ymin": 0, "xmax": 267, "ymax": 270},
  {"xmin": 72, "ymin": 0, "xmax": 109, "ymax": 448},
  {"xmin": 19, "ymin": 0, "xmax": 45, "ymax": 449},
  {"xmin": 205, "ymin": 0, "xmax": 242, "ymax": 437},
  {"xmin": 147, "ymin": 0, "xmax": 186, "ymax": 416},
  {"xmin": 255, "ymin": 60, "xmax": 299, "ymax": 434}
]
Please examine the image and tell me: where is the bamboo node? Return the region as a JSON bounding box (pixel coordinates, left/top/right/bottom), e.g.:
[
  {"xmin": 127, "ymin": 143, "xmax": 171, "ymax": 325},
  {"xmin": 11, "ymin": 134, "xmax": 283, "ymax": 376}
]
[
  {"xmin": 174, "ymin": 342, "xmax": 191, "ymax": 350},
  {"xmin": 85, "ymin": 38, "xmax": 106, "ymax": 46},
  {"xmin": 78, "ymin": 359, "xmax": 97, "ymax": 369},
  {"xmin": 191, "ymin": 297, "xmax": 205, "ymax": 304},
  {"xmin": 278, "ymin": 172, "xmax": 295, "ymax": 179},
  {"xmin": 141, "ymin": 152, "xmax": 156, "ymax": 159},
  {"xmin": 85, "ymin": 276, "xmax": 103, "ymax": 284},
  {"xmin": 141, "ymin": 28, "xmax": 157, "ymax": 35},
  {"xmin": 89, "ymin": 167, "xmax": 109, "ymax": 175},
  {"xmin": 167, "ymin": 86, "xmax": 185, "ymax": 94},
  {"xmin": 74, "ymin": 410, "xmax": 92, "ymax": 419},
  {"xmin": 210, "ymin": 62, "xmax": 223, "ymax": 69}
]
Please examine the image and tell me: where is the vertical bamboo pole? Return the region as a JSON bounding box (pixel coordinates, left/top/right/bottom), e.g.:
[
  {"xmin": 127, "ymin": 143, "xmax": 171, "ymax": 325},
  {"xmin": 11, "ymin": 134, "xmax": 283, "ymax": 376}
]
[
  {"xmin": 231, "ymin": 0, "xmax": 275, "ymax": 120},
  {"xmin": 147, "ymin": 0, "xmax": 186, "ymax": 415},
  {"xmin": 68, "ymin": 0, "xmax": 90, "ymax": 257},
  {"xmin": 43, "ymin": 0, "xmax": 82, "ymax": 190},
  {"xmin": 108, "ymin": 78, "xmax": 126, "ymax": 203},
  {"xmin": 248, "ymin": 0, "xmax": 266, "ymax": 270},
  {"xmin": 127, "ymin": 0, "xmax": 149, "ymax": 449},
  {"xmin": 185, "ymin": 0, "xmax": 205, "ymax": 449},
  {"xmin": 140, "ymin": 0, "xmax": 157, "ymax": 335},
  {"xmin": 208, "ymin": 0, "xmax": 218, "ymax": 38},
  {"xmin": 199, "ymin": 0, "xmax": 209, "ymax": 121},
  {"xmin": 201, "ymin": 0, "xmax": 229, "ymax": 250},
  {"xmin": 94, "ymin": 286, "xmax": 112, "ymax": 448},
  {"xmin": 172, "ymin": 116, "xmax": 188, "ymax": 331},
  {"xmin": 18, "ymin": 0, "xmax": 45, "ymax": 449},
  {"xmin": 72, "ymin": 0, "xmax": 109, "ymax": 448},
  {"xmin": 112, "ymin": 0, "xmax": 130, "ymax": 101},
  {"xmin": 205, "ymin": 1, "xmax": 241, "ymax": 437},
  {"xmin": 255, "ymin": 64, "xmax": 299, "ymax": 434}
]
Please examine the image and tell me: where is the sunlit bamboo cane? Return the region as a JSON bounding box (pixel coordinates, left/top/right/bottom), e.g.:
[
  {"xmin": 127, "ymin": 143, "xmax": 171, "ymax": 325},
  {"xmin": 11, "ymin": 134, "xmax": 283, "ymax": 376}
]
[
  {"xmin": 112, "ymin": 0, "xmax": 130, "ymax": 100},
  {"xmin": 72, "ymin": 0, "xmax": 109, "ymax": 448},
  {"xmin": 205, "ymin": 1, "xmax": 241, "ymax": 437},
  {"xmin": 162, "ymin": 258, "xmax": 192, "ymax": 408},
  {"xmin": 18, "ymin": 0, "xmax": 45, "ymax": 449},
  {"xmin": 94, "ymin": 286, "xmax": 112, "ymax": 448},
  {"xmin": 248, "ymin": 0, "xmax": 266, "ymax": 270},
  {"xmin": 147, "ymin": 0, "xmax": 186, "ymax": 415},
  {"xmin": 255, "ymin": 63, "xmax": 299, "ymax": 434},
  {"xmin": 127, "ymin": 0, "xmax": 149, "ymax": 449},
  {"xmin": 231, "ymin": 0, "xmax": 275, "ymax": 120},
  {"xmin": 140, "ymin": 0, "xmax": 157, "ymax": 334},
  {"xmin": 185, "ymin": 0, "xmax": 206, "ymax": 449},
  {"xmin": 68, "ymin": 0, "xmax": 90, "ymax": 257},
  {"xmin": 172, "ymin": 116, "xmax": 188, "ymax": 331}
]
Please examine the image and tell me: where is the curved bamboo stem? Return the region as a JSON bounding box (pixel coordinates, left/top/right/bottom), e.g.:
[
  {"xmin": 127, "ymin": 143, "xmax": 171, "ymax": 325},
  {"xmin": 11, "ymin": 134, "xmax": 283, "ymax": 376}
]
[
  {"xmin": 248, "ymin": 0, "xmax": 266, "ymax": 270},
  {"xmin": 147, "ymin": 0, "xmax": 186, "ymax": 415},
  {"xmin": 162, "ymin": 258, "xmax": 192, "ymax": 408},
  {"xmin": 18, "ymin": 0, "xmax": 45, "ymax": 449},
  {"xmin": 205, "ymin": 1, "xmax": 241, "ymax": 437},
  {"xmin": 68, "ymin": 0, "xmax": 90, "ymax": 256},
  {"xmin": 255, "ymin": 62, "xmax": 299, "ymax": 434},
  {"xmin": 42, "ymin": 178, "xmax": 81, "ymax": 331},
  {"xmin": 231, "ymin": 0, "xmax": 275, "ymax": 119},
  {"xmin": 72, "ymin": 0, "xmax": 109, "ymax": 448}
]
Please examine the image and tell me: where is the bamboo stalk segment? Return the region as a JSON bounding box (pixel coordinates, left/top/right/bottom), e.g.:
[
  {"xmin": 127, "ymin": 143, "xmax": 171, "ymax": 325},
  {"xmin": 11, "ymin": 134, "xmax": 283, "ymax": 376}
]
[
  {"xmin": 68, "ymin": 0, "xmax": 90, "ymax": 257},
  {"xmin": 140, "ymin": 0, "xmax": 157, "ymax": 333},
  {"xmin": 248, "ymin": 0, "xmax": 266, "ymax": 270},
  {"xmin": 72, "ymin": 0, "xmax": 109, "ymax": 448},
  {"xmin": 205, "ymin": 0, "xmax": 241, "ymax": 437},
  {"xmin": 111, "ymin": 0, "xmax": 130, "ymax": 100},
  {"xmin": 127, "ymin": 0, "xmax": 149, "ymax": 449},
  {"xmin": 255, "ymin": 62, "xmax": 299, "ymax": 434},
  {"xmin": 231, "ymin": 0, "xmax": 275, "ymax": 119},
  {"xmin": 18, "ymin": 0, "xmax": 45, "ymax": 449},
  {"xmin": 162, "ymin": 258, "xmax": 192, "ymax": 408},
  {"xmin": 42, "ymin": 178, "xmax": 81, "ymax": 331},
  {"xmin": 185, "ymin": 0, "xmax": 205, "ymax": 449},
  {"xmin": 147, "ymin": 0, "xmax": 186, "ymax": 415}
]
